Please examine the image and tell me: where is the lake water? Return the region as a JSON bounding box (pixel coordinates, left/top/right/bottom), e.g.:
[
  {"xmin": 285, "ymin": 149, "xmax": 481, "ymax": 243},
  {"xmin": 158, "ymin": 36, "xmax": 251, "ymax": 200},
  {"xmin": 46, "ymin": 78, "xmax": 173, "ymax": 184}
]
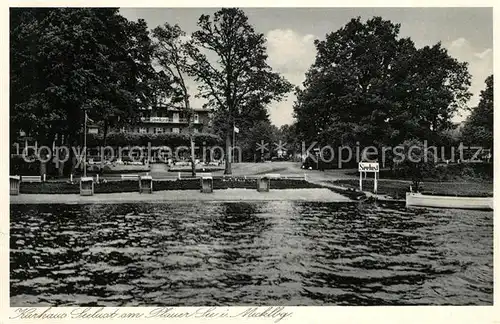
[{"xmin": 10, "ymin": 201, "xmax": 493, "ymax": 306}]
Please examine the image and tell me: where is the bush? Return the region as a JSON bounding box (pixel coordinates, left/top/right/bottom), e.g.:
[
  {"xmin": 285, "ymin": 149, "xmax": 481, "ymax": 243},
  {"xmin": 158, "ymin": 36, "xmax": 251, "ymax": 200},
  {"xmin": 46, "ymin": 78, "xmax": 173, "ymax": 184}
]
[{"xmin": 20, "ymin": 182, "xmax": 80, "ymax": 194}]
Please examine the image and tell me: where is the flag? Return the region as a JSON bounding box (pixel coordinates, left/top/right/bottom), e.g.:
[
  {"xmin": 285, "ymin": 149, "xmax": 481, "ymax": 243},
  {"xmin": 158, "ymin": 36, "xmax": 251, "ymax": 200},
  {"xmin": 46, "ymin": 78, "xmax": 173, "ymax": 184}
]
[
  {"xmin": 234, "ymin": 126, "xmax": 239, "ymax": 134},
  {"xmin": 85, "ymin": 112, "xmax": 94, "ymax": 123}
]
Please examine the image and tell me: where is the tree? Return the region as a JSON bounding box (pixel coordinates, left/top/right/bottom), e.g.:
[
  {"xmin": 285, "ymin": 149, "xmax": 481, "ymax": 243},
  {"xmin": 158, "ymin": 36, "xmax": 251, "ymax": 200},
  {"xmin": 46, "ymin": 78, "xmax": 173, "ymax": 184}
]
[
  {"xmin": 211, "ymin": 97, "xmax": 271, "ymax": 141},
  {"xmin": 279, "ymin": 123, "xmax": 301, "ymax": 160},
  {"xmin": 10, "ymin": 8, "xmax": 155, "ymax": 175},
  {"xmin": 461, "ymin": 75, "xmax": 493, "ymax": 149},
  {"xmin": 395, "ymin": 139, "xmax": 436, "ymax": 192},
  {"xmin": 185, "ymin": 8, "xmax": 292, "ymax": 174},
  {"xmin": 152, "ymin": 23, "xmax": 198, "ymax": 176},
  {"xmin": 294, "ymin": 17, "xmax": 471, "ymax": 154},
  {"xmin": 236, "ymin": 120, "xmax": 279, "ymax": 162}
]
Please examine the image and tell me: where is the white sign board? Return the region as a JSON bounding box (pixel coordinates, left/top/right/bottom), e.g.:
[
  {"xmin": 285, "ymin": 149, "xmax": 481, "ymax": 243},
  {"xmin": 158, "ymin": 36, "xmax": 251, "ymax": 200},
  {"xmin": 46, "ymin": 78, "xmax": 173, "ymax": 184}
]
[
  {"xmin": 358, "ymin": 162, "xmax": 379, "ymax": 172},
  {"xmin": 359, "ymin": 162, "xmax": 379, "ymax": 194}
]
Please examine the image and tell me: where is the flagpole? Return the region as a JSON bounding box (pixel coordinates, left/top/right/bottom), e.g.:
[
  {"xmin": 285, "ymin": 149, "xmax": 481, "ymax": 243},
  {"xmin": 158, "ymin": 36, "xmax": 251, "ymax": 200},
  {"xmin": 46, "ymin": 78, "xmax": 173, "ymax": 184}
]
[{"xmin": 84, "ymin": 110, "xmax": 87, "ymax": 177}]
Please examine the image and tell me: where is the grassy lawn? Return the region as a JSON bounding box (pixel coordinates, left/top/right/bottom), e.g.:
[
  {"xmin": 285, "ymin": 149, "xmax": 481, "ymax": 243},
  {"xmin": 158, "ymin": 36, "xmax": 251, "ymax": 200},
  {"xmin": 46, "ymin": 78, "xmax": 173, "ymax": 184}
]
[{"xmin": 331, "ymin": 179, "xmax": 493, "ymax": 199}]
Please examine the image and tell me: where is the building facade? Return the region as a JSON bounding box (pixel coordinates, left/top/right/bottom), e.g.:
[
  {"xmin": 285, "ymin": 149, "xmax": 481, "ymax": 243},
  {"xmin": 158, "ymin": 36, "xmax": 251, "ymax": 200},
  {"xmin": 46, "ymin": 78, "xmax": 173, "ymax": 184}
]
[{"xmin": 121, "ymin": 106, "xmax": 213, "ymax": 134}]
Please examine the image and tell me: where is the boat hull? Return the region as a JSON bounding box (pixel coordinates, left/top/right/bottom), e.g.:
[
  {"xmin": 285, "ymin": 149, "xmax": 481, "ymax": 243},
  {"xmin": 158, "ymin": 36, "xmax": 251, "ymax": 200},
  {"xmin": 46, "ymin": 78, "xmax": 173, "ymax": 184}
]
[{"xmin": 406, "ymin": 192, "xmax": 493, "ymax": 211}]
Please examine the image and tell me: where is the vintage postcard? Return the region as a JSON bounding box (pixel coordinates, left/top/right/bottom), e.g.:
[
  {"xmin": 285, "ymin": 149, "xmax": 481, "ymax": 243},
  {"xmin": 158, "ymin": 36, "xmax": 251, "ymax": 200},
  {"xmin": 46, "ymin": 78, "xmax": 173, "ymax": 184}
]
[{"xmin": 3, "ymin": 2, "xmax": 498, "ymax": 324}]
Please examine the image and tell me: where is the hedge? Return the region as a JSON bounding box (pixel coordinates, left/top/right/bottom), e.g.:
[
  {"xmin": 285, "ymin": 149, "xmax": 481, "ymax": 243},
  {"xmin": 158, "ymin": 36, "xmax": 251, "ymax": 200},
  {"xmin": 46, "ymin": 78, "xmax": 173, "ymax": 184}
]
[{"xmin": 18, "ymin": 178, "xmax": 323, "ymax": 194}]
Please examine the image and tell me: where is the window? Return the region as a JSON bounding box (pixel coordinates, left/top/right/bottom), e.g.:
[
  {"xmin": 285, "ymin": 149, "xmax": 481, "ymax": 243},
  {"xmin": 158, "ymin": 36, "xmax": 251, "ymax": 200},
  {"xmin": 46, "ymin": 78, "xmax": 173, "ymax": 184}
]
[
  {"xmin": 172, "ymin": 127, "xmax": 180, "ymax": 133},
  {"xmin": 173, "ymin": 112, "xmax": 179, "ymax": 123},
  {"xmin": 194, "ymin": 113, "xmax": 199, "ymax": 123},
  {"xmin": 139, "ymin": 127, "xmax": 147, "ymax": 134}
]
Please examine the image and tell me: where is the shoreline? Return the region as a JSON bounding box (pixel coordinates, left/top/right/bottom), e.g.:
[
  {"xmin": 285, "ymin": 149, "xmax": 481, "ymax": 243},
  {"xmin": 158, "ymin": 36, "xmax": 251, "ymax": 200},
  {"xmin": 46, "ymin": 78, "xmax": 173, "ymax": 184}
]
[
  {"xmin": 10, "ymin": 188, "xmax": 354, "ymax": 205},
  {"xmin": 331, "ymin": 179, "xmax": 493, "ymax": 199}
]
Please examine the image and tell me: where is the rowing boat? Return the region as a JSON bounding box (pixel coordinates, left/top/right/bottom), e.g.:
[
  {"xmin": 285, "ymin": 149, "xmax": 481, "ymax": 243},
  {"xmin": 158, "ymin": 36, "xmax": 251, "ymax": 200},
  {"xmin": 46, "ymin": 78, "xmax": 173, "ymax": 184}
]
[{"xmin": 406, "ymin": 192, "xmax": 493, "ymax": 210}]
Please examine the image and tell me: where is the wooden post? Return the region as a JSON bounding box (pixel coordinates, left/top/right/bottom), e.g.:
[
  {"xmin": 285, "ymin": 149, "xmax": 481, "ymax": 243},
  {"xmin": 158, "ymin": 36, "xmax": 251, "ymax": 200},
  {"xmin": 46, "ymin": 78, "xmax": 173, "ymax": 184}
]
[
  {"xmin": 374, "ymin": 171, "xmax": 378, "ymax": 194},
  {"xmin": 359, "ymin": 172, "xmax": 363, "ymax": 191}
]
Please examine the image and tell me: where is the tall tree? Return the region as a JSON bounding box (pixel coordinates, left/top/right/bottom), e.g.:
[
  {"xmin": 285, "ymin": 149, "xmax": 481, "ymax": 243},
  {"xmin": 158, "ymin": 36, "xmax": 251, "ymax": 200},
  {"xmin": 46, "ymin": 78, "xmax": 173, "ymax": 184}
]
[
  {"xmin": 211, "ymin": 97, "xmax": 270, "ymax": 141},
  {"xmin": 185, "ymin": 8, "xmax": 292, "ymax": 174},
  {"xmin": 279, "ymin": 123, "xmax": 301, "ymax": 159},
  {"xmin": 294, "ymin": 17, "xmax": 471, "ymax": 152},
  {"xmin": 461, "ymin": 75, "xmax": 493, "ymax": 149},
  {"xmin": 152, "ymin": 23, "xmax": 198, "ymax": 176},
  {"xmin": 10, "ymin": 8, "xmax": 155, "ymax": 174}
]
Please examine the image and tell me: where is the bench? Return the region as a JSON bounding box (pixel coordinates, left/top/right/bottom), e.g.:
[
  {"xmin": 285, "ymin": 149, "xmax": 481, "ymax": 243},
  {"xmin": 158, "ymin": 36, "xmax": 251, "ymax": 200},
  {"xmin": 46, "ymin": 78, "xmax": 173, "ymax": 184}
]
[
  {"xmin": 264, "ymin": 173, "xmax": 281, "ymax": 179},
  {"xmin": 281, "ymin": 174, "xmax": 306, "ymax": 180},
  {"xmin": 21, "ymin": 175, "xmax": 42, "ymax": 183},
  {"xmin": 121, "ymin": 174, "xmax": 139, "ymax": 180},
  {"xmin": 197, "ymin": 172, "xmax": 212, "ymax": 178}
]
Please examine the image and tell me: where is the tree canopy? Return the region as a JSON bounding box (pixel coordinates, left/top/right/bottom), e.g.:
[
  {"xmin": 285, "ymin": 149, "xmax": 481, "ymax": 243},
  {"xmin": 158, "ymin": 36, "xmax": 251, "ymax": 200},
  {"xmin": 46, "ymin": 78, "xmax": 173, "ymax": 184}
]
[
  {"xmin": 461, "ymin": 75, "xmax": 493, "ymax": 149},
  {"xmin": 185, "ymin": 8, "xmax": 293, "ymax": 173},
  {"xmin": 10, "ymin": 8, "xmax": 155, "ymax": 145},
  {"xmin": 293, "ymin": 16, "xmax": 472, "ymax": 149}
]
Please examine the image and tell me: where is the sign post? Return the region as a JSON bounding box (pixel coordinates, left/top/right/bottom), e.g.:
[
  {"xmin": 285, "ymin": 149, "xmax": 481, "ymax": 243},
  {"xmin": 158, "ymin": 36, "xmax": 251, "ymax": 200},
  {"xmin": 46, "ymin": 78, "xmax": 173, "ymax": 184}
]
[{"xmin": 358, "ymin": 162, "xmax": 379, "ymax": 193}]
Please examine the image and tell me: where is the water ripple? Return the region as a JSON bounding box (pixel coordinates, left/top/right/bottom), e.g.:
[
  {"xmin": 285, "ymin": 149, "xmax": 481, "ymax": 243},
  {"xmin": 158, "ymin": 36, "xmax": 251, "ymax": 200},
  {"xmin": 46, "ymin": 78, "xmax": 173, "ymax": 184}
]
[{"xmin": 10, "ymin": 201, "xmax": 493, "ymax": 306}]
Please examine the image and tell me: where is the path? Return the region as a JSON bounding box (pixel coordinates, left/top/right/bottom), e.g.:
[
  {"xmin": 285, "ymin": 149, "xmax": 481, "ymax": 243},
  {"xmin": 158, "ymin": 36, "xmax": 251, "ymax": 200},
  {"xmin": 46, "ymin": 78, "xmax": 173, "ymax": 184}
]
[{"xmin": 10, "ymin": 188, "xmax": 352, "ymax": 204}]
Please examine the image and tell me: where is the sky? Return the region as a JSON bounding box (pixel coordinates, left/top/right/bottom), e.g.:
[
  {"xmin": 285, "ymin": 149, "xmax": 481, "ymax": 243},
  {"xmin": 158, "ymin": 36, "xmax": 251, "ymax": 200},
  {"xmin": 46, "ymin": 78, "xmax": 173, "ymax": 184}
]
[{"xmin": 120, "ymin": 7, "xmax": 493, "ymax": 127}]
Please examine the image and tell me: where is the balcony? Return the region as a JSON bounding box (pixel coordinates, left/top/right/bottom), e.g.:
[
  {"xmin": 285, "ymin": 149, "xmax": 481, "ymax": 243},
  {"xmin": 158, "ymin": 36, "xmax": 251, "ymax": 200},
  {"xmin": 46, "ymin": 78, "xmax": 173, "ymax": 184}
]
[
  {"xmin": 140, "ymin": 117, "xmax": 170, "ymax": 123},
  {"xmin": 140, "ymin": 117, "xmax": 198, "ymax": 124}
]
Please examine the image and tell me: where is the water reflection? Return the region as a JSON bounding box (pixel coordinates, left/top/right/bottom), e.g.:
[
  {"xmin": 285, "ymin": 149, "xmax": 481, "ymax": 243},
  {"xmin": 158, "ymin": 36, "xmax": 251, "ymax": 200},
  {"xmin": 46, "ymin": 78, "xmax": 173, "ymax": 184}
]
[{"xmin": 10, "ymin": 201, "xmax": 493, "ymax": 306}]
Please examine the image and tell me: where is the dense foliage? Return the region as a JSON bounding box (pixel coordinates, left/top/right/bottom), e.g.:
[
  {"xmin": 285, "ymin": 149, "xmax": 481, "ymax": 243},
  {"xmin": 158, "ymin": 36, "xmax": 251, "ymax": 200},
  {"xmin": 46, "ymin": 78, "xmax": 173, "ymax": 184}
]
[
  {"xmin": 11, "ymin": 8, "xmax": 156, "ymax": 144},
  {"xmin": 294, "ymin": 17, "xmax": 472, "ymax": 149},
  {"xmin": 186, "ymin": 8, "xmax": 293, "ymax": 173},
  {"xmin": 461, "ymin": 75, "xmax": 494, "ymax": 149}
]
